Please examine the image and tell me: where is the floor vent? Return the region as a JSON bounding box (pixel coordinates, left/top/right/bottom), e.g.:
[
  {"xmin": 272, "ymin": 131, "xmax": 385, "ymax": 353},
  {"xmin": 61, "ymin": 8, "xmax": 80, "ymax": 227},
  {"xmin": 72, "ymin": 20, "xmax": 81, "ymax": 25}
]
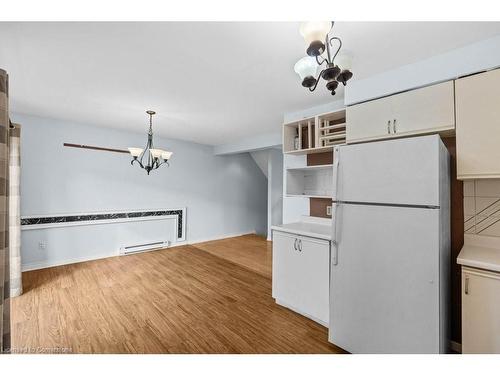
[{"xmin": 120, "ymin": 240, "xmax": 170, "ymax": 255}]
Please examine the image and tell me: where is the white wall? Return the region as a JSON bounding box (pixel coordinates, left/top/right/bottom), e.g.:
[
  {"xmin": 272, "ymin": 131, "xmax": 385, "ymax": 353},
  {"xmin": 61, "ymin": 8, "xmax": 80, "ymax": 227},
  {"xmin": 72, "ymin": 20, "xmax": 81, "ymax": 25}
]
[
  {"xmin": 14, "ymin": 113, "xmax": 267, "ymax": 270},
  {"xmin": 345, "ymin": 34, "xmax": 500, "ymax": 105},
  {"xmin": 267, "ymin": 148, "xmax": 283, "ymax": 239},
  {"xmin": 214, "ymin": 131, "xmax": 281, "ymax": 155}
]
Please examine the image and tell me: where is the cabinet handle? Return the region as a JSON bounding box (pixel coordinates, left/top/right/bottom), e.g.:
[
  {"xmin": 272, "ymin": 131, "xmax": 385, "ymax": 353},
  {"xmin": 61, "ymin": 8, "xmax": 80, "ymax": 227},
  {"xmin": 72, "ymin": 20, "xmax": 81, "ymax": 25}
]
[
  {"xmin": 298, "ymin": 239, "xmax": 302, "ymax": 252},
  {"xmin": 387, "ymin": 120, "xmax": 391, "ymax": 134},
  {"xmin": 293, "ymin": 238, "xmax": 298, "ymax": 251},
  {"xmin": 393, "ymin": 119, "xmax": 397, "ymax": 133},
  {"xmin": 465, "ymin": 276, "xmax": 469, "ymax": 295}
]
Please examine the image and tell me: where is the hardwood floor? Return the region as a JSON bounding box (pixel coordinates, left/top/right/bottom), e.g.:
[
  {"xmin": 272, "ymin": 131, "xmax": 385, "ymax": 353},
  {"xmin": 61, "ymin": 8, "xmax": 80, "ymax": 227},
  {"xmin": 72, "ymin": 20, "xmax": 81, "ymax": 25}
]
[
  {"xmin": 11, "ymin": 235, "xmax": 343, "ymax": 353},
  {"xmin": 193, "ymin": 234, "xmax": 272, "ymax": 278}
]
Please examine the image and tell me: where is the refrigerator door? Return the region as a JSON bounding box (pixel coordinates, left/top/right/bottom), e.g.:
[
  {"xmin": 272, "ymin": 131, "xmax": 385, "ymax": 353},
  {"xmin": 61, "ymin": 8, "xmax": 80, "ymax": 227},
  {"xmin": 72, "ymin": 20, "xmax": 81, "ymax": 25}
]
[
  {"xmin": 336, "ymin": 135, "xmax": 445, "ymax": 207},
  {"xmin": 329, "ymin": 203, "xmax": 441, "ymax": 353}
]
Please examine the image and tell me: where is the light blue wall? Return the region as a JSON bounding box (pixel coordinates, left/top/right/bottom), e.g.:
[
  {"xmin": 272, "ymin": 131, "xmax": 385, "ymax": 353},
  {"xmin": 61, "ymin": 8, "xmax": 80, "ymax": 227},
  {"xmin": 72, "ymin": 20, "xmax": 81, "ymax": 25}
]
[
  {"xmin": 345, "ymin": 34, "xmax": 500, "ymax": 105},
  {"xmin": 14, "ymin": 113, "xmax": 267, "ymax": 269}
]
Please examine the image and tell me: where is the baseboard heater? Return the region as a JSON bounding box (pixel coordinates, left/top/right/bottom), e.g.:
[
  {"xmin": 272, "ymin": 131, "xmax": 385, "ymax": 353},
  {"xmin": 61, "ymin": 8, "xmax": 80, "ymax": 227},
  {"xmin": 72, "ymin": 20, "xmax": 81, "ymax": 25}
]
[{"xmin": 120, "ymin": 240, "xmax": 171, "ymax": 255}]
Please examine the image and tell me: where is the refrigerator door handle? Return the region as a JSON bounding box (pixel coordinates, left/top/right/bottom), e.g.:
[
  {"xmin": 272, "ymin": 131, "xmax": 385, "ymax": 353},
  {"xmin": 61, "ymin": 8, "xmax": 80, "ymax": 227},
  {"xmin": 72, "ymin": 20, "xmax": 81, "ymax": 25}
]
[
  {"xmin": 332, "ymin": 146, "xmax": 340, "ymax": 266},
  {"xmin": 332, "ymin": 146, "xmax": 340, "ymax": 201},
  {"xmin": 332, "ymin": 204, "xmax": 338, "ymax": 266}
]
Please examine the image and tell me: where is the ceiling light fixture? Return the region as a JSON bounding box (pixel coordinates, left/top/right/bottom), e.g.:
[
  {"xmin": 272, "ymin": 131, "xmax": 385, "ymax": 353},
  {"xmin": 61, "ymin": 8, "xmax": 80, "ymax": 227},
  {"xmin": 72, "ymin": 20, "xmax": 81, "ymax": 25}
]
[
  {"xmin": 294, "ymin": 21, "xmax": 353, "ymax": 96},
  {"xmin": 128, "ymin": 110, "xmax": 173, "ymax": 175}
]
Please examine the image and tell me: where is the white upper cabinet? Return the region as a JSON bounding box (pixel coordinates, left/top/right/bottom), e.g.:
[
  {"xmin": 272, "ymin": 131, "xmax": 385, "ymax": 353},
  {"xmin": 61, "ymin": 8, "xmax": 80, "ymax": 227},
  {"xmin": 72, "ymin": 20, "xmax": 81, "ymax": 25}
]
[
  {"xmin": 346, "ymin": 81, "xmax": 455, "ymax": 144},
  {"xmin": 391, "ymin": 81, "xmax": 455, "ymax": 135},
  {"xmin": 456, "ymin": 69, "xmax": 500, "ymax": 179},
  {"xmin": 346, "ymin": 96, "xmax": 393, "ymax": 142}
]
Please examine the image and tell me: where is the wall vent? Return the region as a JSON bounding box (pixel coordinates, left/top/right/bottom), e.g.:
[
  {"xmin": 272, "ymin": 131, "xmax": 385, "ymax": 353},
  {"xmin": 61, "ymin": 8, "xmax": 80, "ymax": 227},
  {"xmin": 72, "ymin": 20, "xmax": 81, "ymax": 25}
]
[{"xmin": 120, "ymin": 240, "xmax": 170, "ymax": 255}]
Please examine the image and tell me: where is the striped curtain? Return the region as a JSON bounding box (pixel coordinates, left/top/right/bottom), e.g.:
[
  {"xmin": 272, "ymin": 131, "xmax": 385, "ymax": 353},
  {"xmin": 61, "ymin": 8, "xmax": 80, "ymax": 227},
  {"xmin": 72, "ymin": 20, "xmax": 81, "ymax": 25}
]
[
  {"xmin": 9, "ymin": 124, "xmax": 21, "ymax": 297},
  {"xmin": 0, "ymin": 68, "xmax": 10, "ymax": 353}
]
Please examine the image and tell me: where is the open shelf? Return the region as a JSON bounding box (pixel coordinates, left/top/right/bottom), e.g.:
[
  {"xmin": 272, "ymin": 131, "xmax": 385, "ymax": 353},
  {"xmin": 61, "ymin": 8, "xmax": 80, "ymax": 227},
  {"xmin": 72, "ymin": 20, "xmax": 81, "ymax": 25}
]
[
  {"xmin": 283, "ymin": 108, "xmax": 346, "ymax": 155},
  {"xmin": 283, "ymin": 117, "xmax": 316, "ymax": 154},
  {"xmin": 317, "ymin": 111, "xmax": 347, "ymax": 148},
  {"xmin": 286, "ymin": 165, "xmax": 333, "ymax": 198}
]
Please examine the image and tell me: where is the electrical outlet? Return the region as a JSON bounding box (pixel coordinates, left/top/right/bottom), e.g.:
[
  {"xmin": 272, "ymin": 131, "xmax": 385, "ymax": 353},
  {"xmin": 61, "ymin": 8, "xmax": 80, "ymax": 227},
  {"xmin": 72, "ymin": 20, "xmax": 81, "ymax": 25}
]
[
  {"xmin": 326, "ymin": 206, "xmax": 332, "ymax": 216},
  {"xmin": 38, "ymin": 241, "xmax": 47, "ymax": 250}
]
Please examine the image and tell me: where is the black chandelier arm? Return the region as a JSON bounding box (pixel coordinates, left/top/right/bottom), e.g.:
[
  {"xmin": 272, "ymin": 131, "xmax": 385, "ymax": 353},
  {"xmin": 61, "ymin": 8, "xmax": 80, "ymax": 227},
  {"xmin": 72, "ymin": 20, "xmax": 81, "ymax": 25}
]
[
  {"xmin": 315, "ymin": 54, "xmax": 327, "ymax": 66},
  {"xmin": 308, "ymin": 69, "xmax": 325, "ymax": 92},
  {"xmin": 328, "ymin": 36, "xmax": 342, "ymax": 63},
  {"xmin": 131, "ymin": 158, "xmax": 144, "ymax": 169}
]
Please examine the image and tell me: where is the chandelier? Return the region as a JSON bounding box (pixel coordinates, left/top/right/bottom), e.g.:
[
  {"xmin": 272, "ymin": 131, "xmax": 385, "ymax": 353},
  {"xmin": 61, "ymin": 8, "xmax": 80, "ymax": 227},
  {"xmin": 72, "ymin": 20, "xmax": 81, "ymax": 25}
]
[
  {"xmin": 294, "ymin": 21, "xmax": 353, "ymax": 96},
  {"xmin": 128, "ymin": 110, "xmax": 173, "ymax": 175}
]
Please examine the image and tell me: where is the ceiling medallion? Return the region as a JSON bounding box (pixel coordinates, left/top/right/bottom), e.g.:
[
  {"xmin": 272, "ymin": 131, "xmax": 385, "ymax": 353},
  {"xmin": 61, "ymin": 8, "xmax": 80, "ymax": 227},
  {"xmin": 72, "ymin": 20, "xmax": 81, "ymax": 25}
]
[
  {"xmin": 294, "ymin": 21, "xmax": 353, "ymax": 96},
  {"xmin": 128, "ymin": 110, "xmax": 173, "ymax": 175}
]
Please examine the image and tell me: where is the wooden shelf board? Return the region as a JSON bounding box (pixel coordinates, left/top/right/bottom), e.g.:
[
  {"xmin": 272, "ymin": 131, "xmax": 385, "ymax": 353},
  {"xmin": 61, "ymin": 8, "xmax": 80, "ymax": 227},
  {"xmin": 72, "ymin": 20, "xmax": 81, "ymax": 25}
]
[
  {"xmin": 286, "ymin": 194, "xmax": 333, "ymax": 199},
  {"xmin": 284, "ymin": 146, "xmax": 336, "ymax": 155},
  {"xmin": 319, "ymin": 123, "xmax": 346, "ymax": 131},
  {"xmin": 286, "ymin": 164, "xmax": 333, "ymax": 172}
]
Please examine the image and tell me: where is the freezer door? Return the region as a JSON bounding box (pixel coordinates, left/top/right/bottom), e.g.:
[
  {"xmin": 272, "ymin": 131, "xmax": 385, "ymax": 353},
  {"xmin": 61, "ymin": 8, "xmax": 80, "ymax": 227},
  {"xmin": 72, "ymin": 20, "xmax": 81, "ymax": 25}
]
[
  {"xmin": 337, "ymin": 135, "xmax": 445, "ymax": 206},
  {"xmin": 329, "ymin": 203, "xmax": 441, "ymax": 353}
]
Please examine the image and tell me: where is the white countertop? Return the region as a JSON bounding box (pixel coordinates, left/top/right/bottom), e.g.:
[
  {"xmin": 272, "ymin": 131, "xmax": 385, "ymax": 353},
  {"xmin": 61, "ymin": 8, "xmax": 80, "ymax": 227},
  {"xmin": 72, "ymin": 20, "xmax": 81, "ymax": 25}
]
[
  {"xmin": 271, "ymin": 216, "xmax": 332, "ymax": 241},
  {"xmin": 457, "ymin": 234, "xmax": 500, "ymax": 273}
]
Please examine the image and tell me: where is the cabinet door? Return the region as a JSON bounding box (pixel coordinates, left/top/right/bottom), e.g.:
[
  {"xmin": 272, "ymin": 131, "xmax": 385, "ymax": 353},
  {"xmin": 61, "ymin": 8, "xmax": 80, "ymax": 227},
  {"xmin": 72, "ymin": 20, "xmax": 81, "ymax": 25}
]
[
  {"xmin": 456, "ymin": 69, "xmax": 500, "ymax": 179},
  {"xmin": 296, "ymin": 236, "xmax": 330, "ymax": 324},
  {"xmin": 346, "ymin": 96, "xmax": 393, "ymax": 143},
  {"xmin": 272, "ymin": 231, "xmax": 330, "ymax": 325},
  {"xmin": 462, "ymin": 268, "xmax": 500, "ymax": 353},
  {"xmin": 272, "ymin": 231, "xmax": 302, "ymax": 306},
  {"xmin": 391, "ymin": 81, "xmax": 455, "ymax": 136}
]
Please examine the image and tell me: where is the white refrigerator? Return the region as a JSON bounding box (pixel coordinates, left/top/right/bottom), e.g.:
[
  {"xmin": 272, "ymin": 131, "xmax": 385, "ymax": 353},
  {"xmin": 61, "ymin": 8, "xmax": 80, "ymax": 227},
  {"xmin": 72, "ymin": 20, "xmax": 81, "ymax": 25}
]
[{"xmin": 329, "ymin": 134, "xmax": 450, "ymax": 353}]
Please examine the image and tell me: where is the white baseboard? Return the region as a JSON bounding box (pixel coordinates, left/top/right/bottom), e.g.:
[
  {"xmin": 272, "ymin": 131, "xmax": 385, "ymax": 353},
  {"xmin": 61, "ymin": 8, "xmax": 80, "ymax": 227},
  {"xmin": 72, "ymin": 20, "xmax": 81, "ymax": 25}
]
[
  {"xmin": 21, "ymin": 231, "xmax": 257, "ymax": 272},
  {"xmin": 275, "ymin": 299, "xmax": 328, "ymax": 328},
  {"xmin": 21, "ymin": 252, "xmax": 117, "ymax": 272},
  {"xmin": 181, "ymin": 230, "xmax": 257, "ymax": 246}
]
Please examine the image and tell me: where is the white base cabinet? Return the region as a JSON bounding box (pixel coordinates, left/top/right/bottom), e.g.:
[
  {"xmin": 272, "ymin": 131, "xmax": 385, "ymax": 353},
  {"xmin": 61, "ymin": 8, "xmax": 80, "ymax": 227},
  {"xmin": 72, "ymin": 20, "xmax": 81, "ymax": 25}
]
[
  {"xmin": 462, "ymin": 266, "xmax": 500, "ymax": 353},
  {"xmin": 272, "ymin": 230, "xmax": 330, "ymax": 326}
]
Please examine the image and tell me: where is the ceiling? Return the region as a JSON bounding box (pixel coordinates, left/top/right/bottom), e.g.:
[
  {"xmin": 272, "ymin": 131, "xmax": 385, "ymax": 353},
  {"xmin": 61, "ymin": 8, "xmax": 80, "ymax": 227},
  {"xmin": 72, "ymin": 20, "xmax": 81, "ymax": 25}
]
[{"xmin": 1, "ymin": 22, "xmax": 500, "ymax": 146}]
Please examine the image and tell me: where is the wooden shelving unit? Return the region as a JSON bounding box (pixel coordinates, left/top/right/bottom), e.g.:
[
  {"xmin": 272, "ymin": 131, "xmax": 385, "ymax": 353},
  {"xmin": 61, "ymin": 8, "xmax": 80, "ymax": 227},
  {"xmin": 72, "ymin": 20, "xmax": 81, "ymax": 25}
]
[
  {"xmin": 282, "ymin": 117, "xmax": 316, "ymax": 154},
  {"xmin": 316, "ymin": 110, "xmax": 346, "ymax": 148},
  {"xmin": 283, "ymin": 109, "xmax": 346, "ymax": 155}
]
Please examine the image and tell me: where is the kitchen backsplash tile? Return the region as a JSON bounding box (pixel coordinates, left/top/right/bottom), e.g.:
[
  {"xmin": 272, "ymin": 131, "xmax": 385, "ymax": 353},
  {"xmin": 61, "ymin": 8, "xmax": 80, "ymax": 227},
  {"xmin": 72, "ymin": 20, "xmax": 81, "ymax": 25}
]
[{"xmin": 464, "ymin": 179, "xmax": 500, "ymax": 237}]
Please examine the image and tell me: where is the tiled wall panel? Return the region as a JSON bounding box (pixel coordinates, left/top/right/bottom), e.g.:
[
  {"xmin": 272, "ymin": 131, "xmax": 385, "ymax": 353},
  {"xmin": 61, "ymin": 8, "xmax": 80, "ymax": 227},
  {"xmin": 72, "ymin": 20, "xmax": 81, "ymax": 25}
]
[{"xmin": 463, "ymin": 179, "xmax": 500, "ymax": 236}]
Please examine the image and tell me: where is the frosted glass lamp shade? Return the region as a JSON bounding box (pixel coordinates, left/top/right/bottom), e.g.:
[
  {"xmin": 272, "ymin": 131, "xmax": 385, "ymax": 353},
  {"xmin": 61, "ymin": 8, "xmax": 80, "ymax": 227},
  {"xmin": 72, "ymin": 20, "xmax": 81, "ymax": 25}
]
[
  {"xmin": 299, "ymin": 22, "xmax": 332, "ymax": 45},
  {"xmin": 161, "ymin": 151, "xmax": 173, "ymax": 160},
  {"xmin": 294, "ymin": 57, "xmax": 318, "ymax": 80},
  {"xmin": 128, "ymin": 147, "xmax": 143, "ymax": 157},
  {"xmin": 149, "ymin": 148, "xmax": 162, "ymax": 159}
]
